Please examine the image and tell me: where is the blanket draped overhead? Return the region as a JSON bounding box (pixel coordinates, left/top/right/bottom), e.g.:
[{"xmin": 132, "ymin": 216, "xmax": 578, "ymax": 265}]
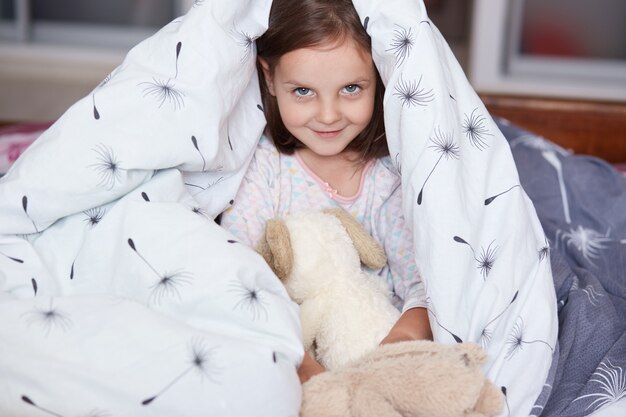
[{"xmin": 0, "ymin": 1, "xmax": 556, "ymax": 416}]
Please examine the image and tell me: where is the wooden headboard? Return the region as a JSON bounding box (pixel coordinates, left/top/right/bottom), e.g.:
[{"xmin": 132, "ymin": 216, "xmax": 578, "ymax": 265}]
[{"xmin": 481, "ymin": 94, "xmax": 626, "ymax": 163}]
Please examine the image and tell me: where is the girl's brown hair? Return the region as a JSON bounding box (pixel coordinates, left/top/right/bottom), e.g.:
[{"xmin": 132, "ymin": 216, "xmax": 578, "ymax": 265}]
[{"xmin": 256, "ymin": 0, "xmax": 388, "ymax": 162}]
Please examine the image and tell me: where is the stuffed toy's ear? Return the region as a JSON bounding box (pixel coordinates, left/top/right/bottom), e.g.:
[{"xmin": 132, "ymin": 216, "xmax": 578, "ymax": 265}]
[
  {"xmin": 324, "ymin": 208, "xmax": 387, "ymax": 269},
  {"xmin": 257, "ymin": 218, "xmax": 293, "ymax": 281}
]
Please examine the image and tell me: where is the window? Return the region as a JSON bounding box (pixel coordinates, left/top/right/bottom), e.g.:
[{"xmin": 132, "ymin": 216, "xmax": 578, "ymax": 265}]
[
  {"xmin": 469, "ymin": 0, "xmax": 626, "ymax": 102},
  {"xmin": 0, "ymin": 0, "xmax": 193, "ymax": 48}
]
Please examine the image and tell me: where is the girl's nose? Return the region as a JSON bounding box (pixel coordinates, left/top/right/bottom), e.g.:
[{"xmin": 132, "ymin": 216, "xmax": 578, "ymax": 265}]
[{"xmin": 316, "ymin": 99, "xmax": 342, "ymax": 125}]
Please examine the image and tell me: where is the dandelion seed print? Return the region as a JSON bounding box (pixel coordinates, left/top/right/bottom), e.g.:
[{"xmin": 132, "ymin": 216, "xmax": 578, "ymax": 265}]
[
  {"xmin": 21, "ymin": 394, "xmax": 111, "ymax": 416},
  {"xmin": 363, "ymin": 16, "xmax": 370, "ymax": 31},
  {"xmin": 0, "ymin": 250, "xmax": 23, "ymax": 263},
  {"xmin": 140, "ymin": 77, "xmax": 185, "ymax": 110},
  {"xmin": 476, "ymin": 241, "xmax": 498, "ymax": 279},
  {"xmin": 83, "ymin": 207, "xmax": 106, "ymax": 227},
  {"xmin": 92, "ymin": 72, "xmax": 112, "ymax": 120},
  {"xmin": 501, "ymin": 386, "xmax": 511, "ymax": 417},
  {"xmin": 480, "ymin": 291, "xmax": 518, "ymax": 348},
  {"xmin": 233, "ymin": 28, "xmax": 256, "ymax": 62},
  {"xmin": 22, "ymin": 298, "xmax": 73, "ymax": 336},
  {"xmin": 139, "ymin": 42, "xmax": 186, "ymax": 110},
  {"xmin": 142, "ymin": 339, "xmax": 221, "ymax": 406},
  {"xmin": 429, "ymin": 128, "xmax": 460, "ymax": 157},
  {"xmin": 31, "ymin": 278, "xmax": 38, "ymax": 295},
  {"xmin": 573, "ymin": 359, "xmax": 626, "ymax": 411},
  {"xmin": 185, "ymin": 176, "xmax": 225, "ymax": 195},
  {"xmin": 21, "ymin": 195, "xmax": 39, "ymax": 233},
  {"xmin": 89, "ymin": 144, "xmax": 124, "ymax": 190},
  {"xmin": 530, "ymin": 403, "xmax": 545, "ymax": 417},
  {"xmin": 538, "ymin": 239, "xmax": 550, "ymax": 261},
  {"xmin": 229, "ymin": 281, "xmax": 269, "ymax": 321},
  {"xmin": 22, "ymin": 395, "xmax": 64, "ymax": 416},
  {"xmin": 556, "ymin": 225, "xmax": 611, "ymax": 267},
  {"xmin": 571, "ymin": 282, "xmax": 605, "ymax": 306},
  {"xmin": 428, "ymin": 308, "xmax": 463, "ymax": 343},
  {"xmin": 272, "ymin": 351, "xmax": 292, "ymax": 365},
  {"xmin": 542, "ymin": 151, "xmax": 571, "ymax": 223},
  {"xmin": 141, "ymin": 192, "xmax": 150, "ymax": 202},
  {"xmin": 453, "ymin": 236, "xmax": 498, "ymax": 279},
  {"xmin": 386, "ymin": 25, "xmax": 414, "ymax": 66},
  {"xmin": 484, "ymin": 185, "xmax": 520, "ymax": 205},
  {"xmin": 393, "ymin": 74, "xmax": 434, "ymax": 108},
  {"xmin": 504, "ymin": 316, "xmax": 553, "ymax": 360},
  {"xmin": 462, "ymin": 108, "xmax": 492, "ymax": 150},
  {"xmin": 191, "ymin": 135, "xmax": 207, "ymax": 171},
  {"xmin": 191, "ymin": 206, "xmax": 207, "ymax": 217},
  {"xmin": 257, "ymin": 104, "xmax": 264, "ymax": 113},
  {"xmin": 582, "ymin": 284, "xmax": 604, "ymax": 306},
  {"xmin": 149, "ymin": 270, "xmax": 194, "ymax": 305},
  {"xmin": 479, "ymin": 328, "xmax": 493, "ymax": 349},
  {"xmin": 174, "ymin": 41, "xmax": 182, "ymax": 78},
  {"xmin": 417, "ymin": 128, "xmax": 459, "ymax": 205},
  {"xmin": 127, "ymin": 238, "xmax": 193, "ymax": 305}
]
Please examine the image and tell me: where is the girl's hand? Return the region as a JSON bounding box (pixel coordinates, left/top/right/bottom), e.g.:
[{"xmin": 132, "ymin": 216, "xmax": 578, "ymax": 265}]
[
  {"xmin": 297, "ymin": 351, "xmax": 325, "ymax": 384},
  {"xmin": 380, "ymin": 307, "xmax": 433, "ymax": 345}
]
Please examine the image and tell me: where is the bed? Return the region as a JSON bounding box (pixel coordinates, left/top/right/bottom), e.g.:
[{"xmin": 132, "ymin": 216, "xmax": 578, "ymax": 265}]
[{"xmin": 0, "ymin": 1, "xmax": 624, "ymax": 416}]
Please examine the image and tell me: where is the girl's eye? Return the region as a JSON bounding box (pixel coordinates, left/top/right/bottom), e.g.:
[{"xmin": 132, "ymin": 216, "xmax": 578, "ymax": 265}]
[
  {"xmin": 342, "ymin": 84, "xmax": 361, "ymax": 95},
  {"xmin": 294, "ymin": 87, "xmax": 312, "ymax": 97}
]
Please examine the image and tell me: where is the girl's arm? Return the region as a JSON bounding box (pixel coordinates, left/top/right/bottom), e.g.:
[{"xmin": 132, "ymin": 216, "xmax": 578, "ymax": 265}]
[
  {"xmin": 380, "ymin": 307, "xmax": 432, "ymax": 344},
  {"xmin": 298, "ymin": 351, "xmax": 325, "ymax": 384}
]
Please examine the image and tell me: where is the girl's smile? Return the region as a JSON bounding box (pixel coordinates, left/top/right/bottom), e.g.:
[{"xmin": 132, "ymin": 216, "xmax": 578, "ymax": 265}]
[{"xmin": 313, "ymin": 129, "xmax": 344, "ymax": 139}]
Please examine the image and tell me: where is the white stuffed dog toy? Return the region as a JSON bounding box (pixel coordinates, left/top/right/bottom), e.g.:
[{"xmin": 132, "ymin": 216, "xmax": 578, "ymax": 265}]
[{"xmin": 257, "ymin": 208, "xmax": 400, "ymax": 370}]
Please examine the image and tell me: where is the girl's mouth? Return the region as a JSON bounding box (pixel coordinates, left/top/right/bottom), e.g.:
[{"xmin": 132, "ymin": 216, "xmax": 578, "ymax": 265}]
[{"xmin": 313, "ymin": 129, "xmax": 343, "ymax": 139}]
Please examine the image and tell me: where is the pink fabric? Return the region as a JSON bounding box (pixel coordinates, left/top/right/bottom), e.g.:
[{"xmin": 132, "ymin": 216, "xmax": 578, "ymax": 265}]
[
  {"xmin": 614, "ymin": 163, "xmax": 626, "ymax": 175},
  {"xmin": 0, "ymin": 122, "xmax": 51, "ymax": 174},
  {"xmin": 0, "ymin": 123, "xmax": 52, "ymax": 174}
]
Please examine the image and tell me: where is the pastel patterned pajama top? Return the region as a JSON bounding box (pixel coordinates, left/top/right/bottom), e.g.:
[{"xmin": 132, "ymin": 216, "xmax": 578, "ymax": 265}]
[{"xmin": 220, "ymin": 136, "xmax": 427, "ymax": 312}]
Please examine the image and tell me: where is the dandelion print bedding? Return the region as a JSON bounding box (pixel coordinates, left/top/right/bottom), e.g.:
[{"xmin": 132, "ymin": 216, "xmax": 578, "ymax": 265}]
[
  {"xmin": 499, "ymin": 119, "xmax": 626, "ymax": 417},
  {"xmin": 1, "ymin": 0, "xmax": 619, "ymax": 416}
]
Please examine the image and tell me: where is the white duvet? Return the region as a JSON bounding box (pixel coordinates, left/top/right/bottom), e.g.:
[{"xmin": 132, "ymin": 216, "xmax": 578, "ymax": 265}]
[{"xmin": 0, "ymin": 1, "xmax": 557, "ymax": 416}]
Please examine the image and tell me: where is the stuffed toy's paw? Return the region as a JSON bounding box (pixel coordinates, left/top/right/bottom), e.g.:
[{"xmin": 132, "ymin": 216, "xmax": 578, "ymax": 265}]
[{"xmin": 301, "ymin": 340, "xmax": 503, "ymax": 417}]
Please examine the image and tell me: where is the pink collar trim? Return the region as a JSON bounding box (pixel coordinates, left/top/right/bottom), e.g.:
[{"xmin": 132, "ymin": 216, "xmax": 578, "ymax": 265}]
[{"xmin": 294, "ymin": 151, "xmax": 374, "ymax": 203}]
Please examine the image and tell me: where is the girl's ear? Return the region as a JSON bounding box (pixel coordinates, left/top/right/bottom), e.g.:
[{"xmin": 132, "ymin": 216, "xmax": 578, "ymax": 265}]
[{"xmin": 258, "ymin": 58, "xmax": 276, "ymax": 96}]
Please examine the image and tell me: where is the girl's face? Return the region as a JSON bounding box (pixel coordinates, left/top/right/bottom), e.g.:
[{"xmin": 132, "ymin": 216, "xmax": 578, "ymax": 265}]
[{"xmin": 260, "ymin": 38, "xmax": 377, "ymax": 159}]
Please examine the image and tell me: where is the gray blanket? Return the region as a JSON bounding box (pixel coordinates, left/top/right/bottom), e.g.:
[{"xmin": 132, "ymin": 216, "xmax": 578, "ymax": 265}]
[{"xmin": 497, "ymin": 118, "xmax": 626, "ymax": 417}]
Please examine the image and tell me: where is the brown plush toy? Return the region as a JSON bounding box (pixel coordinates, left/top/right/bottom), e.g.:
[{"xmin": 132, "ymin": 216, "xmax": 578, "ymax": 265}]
[
  {"xmin": 258, "ymin": 209, "xmax": 504, "ymax": 417},
  {"xmin": 301, "ymin": 340, "xmax": 504, "ymax": 417}
]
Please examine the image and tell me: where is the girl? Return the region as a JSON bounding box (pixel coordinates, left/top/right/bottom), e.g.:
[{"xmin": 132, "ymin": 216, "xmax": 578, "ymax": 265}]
[{"xmin": 220, "ymin": 0, "xmax": 432, "ymax": 383}]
